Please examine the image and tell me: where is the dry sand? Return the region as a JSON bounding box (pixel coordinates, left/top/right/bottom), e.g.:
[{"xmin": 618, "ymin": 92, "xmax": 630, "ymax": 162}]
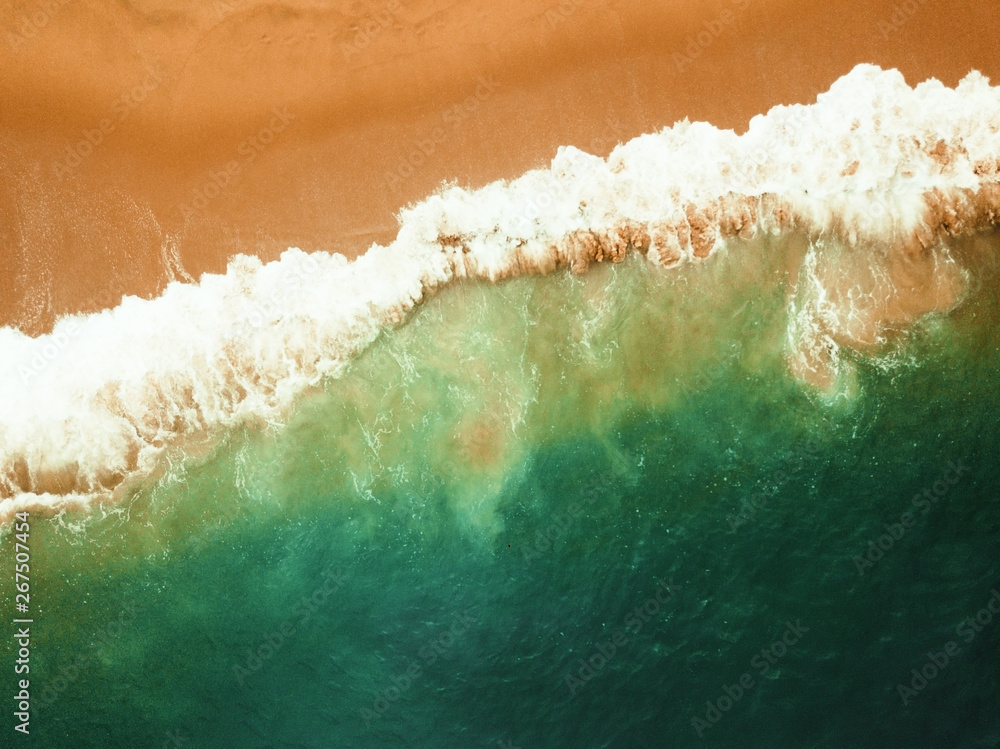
[{"xmin": 2, "ymin": 0, "xmax": 998, "ymax": 333}]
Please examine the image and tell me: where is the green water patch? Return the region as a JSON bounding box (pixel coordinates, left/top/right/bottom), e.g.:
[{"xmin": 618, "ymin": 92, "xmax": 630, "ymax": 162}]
[{"xmin": 2, "ymin": 233, "xmax": 998, "ymax": 747}]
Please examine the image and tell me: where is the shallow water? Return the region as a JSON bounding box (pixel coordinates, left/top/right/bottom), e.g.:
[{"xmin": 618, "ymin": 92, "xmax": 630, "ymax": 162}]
[{"xmin": 3, "ymin": 228, "xmax": 998, "ymax": 747}]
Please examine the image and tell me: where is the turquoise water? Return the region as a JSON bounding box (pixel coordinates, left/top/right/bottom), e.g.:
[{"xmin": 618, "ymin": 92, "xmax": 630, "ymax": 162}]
[{"xmin": 3, "ymin": 232, "xmax": 999, "ymax": 747}]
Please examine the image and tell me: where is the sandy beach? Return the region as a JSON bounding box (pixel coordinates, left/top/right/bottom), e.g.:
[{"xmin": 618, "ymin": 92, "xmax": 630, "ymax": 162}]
[{"xmin": 2, "ymin": 0, "xmax": 998, "ymax": 333}]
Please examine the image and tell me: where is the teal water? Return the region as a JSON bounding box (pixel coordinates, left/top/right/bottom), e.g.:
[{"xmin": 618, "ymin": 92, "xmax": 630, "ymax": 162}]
[{"xmin": 3, "ymin": 232, "xmax": 999, "ymax": 747}]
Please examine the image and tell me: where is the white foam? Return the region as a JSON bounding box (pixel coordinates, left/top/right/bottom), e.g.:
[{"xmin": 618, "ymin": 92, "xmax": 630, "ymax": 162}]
[{"xmin": 3, "ymin": 64, "xmax": 1000, "ymax": 519}]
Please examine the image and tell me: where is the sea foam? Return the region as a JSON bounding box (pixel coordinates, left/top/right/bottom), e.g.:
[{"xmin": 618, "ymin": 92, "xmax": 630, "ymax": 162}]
[{"xmin": 2, "ymin": 65, "xmax": 1000, "ymax": 520}]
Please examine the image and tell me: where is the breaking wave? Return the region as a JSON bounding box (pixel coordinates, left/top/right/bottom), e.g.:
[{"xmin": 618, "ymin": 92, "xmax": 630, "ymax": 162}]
[{"xmin": 3, "ymin": 64, "xmax": 1000, "ymax": 520}]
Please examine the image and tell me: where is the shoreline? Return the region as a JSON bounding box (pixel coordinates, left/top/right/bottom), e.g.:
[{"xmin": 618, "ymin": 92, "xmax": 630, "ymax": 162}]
[
  {"xmin": 2, "ymin": 54, "xmax": 1000, "ymax": 519},
  {"xmin": 2, "ymin": 0, "xmax": 1000, "ymax": 333}
]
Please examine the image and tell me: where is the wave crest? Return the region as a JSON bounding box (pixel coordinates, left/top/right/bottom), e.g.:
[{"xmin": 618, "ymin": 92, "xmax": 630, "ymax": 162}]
[{"xmin": 3, "ymin": 64, "xmax": 1000, "ymax": 519}]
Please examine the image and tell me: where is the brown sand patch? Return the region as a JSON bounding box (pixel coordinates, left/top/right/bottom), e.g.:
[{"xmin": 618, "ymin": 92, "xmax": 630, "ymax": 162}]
[{"xmin": 2, "ymin": 0, "xmax": 999, "ymax": 332}]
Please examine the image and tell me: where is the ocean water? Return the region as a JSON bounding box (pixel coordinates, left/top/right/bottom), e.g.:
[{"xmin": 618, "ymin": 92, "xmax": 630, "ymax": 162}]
[
  {"xmin": 2, "ymin": 66, "xmax": 1000, "ymax": 747},
  {"xmin": 3, "ymin": 231, "xmax": 999, "ymax": 748}
]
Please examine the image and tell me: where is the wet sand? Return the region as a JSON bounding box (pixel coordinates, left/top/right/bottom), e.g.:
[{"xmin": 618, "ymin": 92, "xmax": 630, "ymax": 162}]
[{"xmin": 2, "ymin": 0, "xmax": 999, "ymax": 333}]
